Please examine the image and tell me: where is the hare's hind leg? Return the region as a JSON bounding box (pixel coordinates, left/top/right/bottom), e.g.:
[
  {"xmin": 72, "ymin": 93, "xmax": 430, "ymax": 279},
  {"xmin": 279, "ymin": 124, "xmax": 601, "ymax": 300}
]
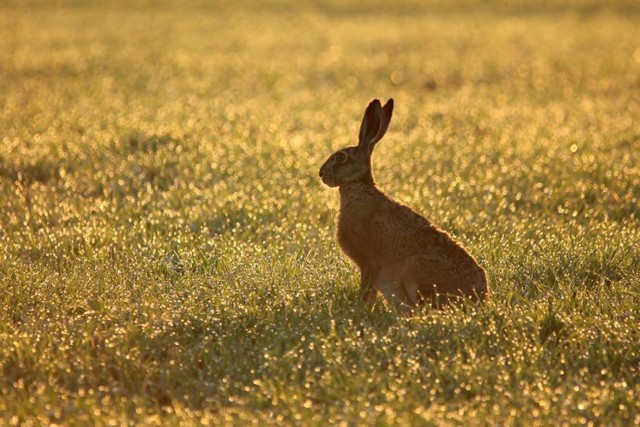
[
  {"xmin": 399, "ymin": 256, "xmax": 464, "ymax": 308},
  {"xmin": 374, "ymin": 269, "xmax": 413, "ymax": 308}
]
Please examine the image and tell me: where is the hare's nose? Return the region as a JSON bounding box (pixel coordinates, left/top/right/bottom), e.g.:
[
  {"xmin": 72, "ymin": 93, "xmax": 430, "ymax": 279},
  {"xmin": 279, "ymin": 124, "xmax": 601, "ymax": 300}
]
[{"xmin": 319, "ymin": 167, "xmax": 324, "ymax": 178}]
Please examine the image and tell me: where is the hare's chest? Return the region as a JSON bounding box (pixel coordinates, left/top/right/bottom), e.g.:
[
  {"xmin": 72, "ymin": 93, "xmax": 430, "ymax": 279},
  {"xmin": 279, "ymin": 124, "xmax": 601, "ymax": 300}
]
[{"xmin": 336, "ymin": 212, "xmax": 377, "ymax": 267}]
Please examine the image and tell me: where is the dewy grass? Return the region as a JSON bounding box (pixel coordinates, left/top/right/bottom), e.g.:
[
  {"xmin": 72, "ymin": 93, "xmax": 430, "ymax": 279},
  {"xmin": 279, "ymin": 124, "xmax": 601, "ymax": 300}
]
[{"xmin": 1, "ymin": 1, "xmax": 639, "ymax": 425}]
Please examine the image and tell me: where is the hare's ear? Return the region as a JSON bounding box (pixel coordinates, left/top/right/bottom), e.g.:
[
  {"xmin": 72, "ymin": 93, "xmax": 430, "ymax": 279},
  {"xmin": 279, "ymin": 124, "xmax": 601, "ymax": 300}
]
[
  {"xmin": 372, "ymin": 98, "xmax": 394, "ymax": 151},
  {"xmin": 358, "ymin": 99, "xmax": 382, "ymax": 150},
  {"xmin": 358, "ymin": 98, "xmax": 394, "ymax": 154}
]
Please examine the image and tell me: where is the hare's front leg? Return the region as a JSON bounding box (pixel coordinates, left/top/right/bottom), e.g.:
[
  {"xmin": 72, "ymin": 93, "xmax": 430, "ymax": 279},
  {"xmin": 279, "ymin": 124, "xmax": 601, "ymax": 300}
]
[{"xmin": 359, "ymin": 267, "xmax": 378, "ymax": 303}]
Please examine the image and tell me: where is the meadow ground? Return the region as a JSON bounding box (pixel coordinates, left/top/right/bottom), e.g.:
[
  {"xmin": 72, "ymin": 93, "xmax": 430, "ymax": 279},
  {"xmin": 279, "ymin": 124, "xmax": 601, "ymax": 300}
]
[{"xmin": 1, "ymin": 0, "xmax": 640, "ymax": 425}]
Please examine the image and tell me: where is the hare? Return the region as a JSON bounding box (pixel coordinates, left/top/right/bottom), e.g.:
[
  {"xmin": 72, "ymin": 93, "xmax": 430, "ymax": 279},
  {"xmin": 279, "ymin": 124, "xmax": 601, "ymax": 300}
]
[{"xmin": 319, "ymin": 98, "xmax": 488, "ymax": 309}]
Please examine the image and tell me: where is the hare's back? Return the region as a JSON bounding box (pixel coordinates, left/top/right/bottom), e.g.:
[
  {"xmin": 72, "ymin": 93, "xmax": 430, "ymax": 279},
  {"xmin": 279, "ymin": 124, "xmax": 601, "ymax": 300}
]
[{"xmin": 386, "ymin": 202, "xmax": 465, "ymax": 254}]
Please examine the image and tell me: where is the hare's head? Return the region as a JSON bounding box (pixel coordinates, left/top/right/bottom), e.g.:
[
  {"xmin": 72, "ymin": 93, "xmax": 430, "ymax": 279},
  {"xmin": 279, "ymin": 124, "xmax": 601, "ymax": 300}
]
[{"xmin": 319, "ymin": 98, "xmax": 394, "ymax": 187}]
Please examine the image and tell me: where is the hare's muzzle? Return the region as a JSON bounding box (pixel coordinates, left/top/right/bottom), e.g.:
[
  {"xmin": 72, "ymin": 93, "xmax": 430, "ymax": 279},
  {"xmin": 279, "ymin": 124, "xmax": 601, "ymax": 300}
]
[{"xmin": 319, "ymin": 164, "xmax": 336, "ymax": 187}]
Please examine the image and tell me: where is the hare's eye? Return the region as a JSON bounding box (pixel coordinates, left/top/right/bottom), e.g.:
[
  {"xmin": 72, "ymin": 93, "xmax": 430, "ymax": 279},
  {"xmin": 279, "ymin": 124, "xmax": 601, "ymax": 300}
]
[{"xmin": 335, "ymin": 152, "xmax": 347, "ymax": 163}]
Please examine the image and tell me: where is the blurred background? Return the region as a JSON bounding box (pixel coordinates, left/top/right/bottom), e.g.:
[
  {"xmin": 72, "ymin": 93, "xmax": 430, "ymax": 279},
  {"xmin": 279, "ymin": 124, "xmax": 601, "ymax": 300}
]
[{"xmin": 2, "ymin": 0, "xmax": 639, "ymax": 264}]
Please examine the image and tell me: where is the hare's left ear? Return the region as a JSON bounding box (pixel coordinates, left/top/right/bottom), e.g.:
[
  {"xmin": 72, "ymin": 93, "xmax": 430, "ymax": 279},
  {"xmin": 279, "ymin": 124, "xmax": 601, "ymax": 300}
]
[{"xmin": 358, "ymin": 98, "xmax": 394, "ymax": 154}]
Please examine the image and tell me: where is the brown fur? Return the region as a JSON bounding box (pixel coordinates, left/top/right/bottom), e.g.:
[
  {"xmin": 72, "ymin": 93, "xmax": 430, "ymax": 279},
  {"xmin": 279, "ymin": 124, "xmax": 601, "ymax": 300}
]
[{"xmin": 319, "ymin": 99, "xmax": 488, "ymax": 309}]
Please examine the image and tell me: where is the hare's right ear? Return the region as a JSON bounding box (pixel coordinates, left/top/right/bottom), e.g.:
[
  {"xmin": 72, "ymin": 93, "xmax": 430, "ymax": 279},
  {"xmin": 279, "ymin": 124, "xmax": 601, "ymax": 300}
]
[{"xmin": 358, "ymin": 98, "xmax": 394, "ymax": 154}]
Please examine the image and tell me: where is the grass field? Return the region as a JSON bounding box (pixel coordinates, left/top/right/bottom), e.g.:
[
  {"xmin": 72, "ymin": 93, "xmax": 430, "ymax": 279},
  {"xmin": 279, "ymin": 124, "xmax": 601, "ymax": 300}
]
[{"xmin": 1, "ymin": 0, "xmax": 640, "ymax": 425}]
